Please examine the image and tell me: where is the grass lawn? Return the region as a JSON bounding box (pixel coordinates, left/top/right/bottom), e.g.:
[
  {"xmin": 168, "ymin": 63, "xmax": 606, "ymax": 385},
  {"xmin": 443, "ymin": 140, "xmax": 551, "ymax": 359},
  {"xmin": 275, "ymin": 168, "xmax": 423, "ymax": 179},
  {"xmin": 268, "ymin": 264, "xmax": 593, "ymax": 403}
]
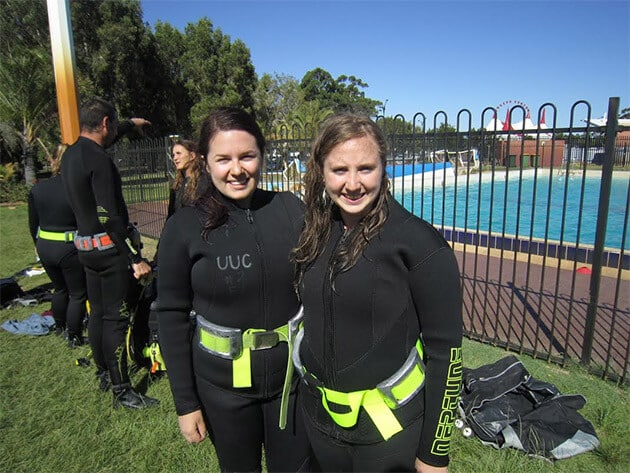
[{"xmin": 1, "ymin": 203, "xmax": 628, "ymax": 473}]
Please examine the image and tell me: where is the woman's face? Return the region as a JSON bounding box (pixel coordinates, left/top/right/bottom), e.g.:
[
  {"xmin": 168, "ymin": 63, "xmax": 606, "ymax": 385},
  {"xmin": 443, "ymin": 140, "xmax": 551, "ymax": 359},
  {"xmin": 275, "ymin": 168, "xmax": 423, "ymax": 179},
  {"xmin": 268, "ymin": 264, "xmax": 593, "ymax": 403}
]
[
  {"xmin": 172, "ymin": 144, "xmax": 195, "ymax": 172},
  {"xmin": 206, "ymin": 130, "xmax": 261, "ymax": 206},
  {"xmin": 322, "ymin": 135, "xmax": 384, "ymax": 229}
]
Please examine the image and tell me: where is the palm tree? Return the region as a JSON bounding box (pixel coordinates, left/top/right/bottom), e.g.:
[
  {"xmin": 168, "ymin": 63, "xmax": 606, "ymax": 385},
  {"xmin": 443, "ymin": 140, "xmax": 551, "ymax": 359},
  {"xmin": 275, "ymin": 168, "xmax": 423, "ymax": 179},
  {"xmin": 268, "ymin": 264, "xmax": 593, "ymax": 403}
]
[{"xmin": 0, "ymin": 47, "xmax": 56, "ymax": 185}]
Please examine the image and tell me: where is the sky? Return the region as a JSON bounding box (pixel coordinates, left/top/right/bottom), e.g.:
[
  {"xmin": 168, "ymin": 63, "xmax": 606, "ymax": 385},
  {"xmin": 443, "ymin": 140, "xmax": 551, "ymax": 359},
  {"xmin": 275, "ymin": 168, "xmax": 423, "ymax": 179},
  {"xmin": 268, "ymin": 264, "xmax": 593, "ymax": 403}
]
[{"xmin": 140, "ymin": 0, "xmax": 629, "ymax": 128}]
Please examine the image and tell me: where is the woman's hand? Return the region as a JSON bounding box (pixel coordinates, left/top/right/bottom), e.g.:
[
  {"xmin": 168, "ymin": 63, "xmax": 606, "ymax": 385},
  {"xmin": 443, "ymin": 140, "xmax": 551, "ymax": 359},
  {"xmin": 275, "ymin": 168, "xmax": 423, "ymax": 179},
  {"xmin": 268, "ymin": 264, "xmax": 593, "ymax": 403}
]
[
  {"xmin": 178, "ymin": 410, "xmax": 207, "ymax": 444},
  {"xmin": 415, "ymin": 458, "xmax": 448, "ymax": 473}
]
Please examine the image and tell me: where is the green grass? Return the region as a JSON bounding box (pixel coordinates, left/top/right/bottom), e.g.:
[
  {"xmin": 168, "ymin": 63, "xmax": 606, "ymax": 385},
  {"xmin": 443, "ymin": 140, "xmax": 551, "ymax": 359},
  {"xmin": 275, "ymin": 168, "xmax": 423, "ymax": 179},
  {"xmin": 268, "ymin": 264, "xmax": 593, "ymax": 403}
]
[{"xmin": 1, "ymin": 203, "xmax": 628, "ymax": 473}]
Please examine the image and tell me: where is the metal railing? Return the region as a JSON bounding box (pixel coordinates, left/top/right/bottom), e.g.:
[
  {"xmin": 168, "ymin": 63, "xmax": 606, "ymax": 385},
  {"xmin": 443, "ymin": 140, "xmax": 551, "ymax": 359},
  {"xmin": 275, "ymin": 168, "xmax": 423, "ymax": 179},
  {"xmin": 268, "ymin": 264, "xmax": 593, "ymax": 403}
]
[{"xmin": 115, "ymin": 98, "xmax": 629, "ymax": 384}]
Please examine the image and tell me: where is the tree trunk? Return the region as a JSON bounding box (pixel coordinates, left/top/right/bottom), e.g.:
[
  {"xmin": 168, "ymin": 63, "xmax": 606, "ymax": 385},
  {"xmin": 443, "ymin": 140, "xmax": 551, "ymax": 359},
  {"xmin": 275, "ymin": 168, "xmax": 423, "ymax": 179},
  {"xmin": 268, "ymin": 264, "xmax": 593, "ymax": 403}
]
[{"xmin": 20, "ymin": 141, "xmax": 36, "ymax": 186}]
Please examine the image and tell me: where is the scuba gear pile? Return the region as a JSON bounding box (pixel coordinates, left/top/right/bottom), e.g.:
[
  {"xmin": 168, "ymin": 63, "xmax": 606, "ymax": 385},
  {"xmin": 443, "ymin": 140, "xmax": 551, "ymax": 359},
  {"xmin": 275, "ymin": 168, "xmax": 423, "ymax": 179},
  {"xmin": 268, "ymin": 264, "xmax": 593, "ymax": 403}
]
[
  {"xmin": 125, "ymin": 267, "xmax": 166, "ymax": 375},
  {"xmin": 457, "ymin": 355, "xmax": 600, "ymax": 460}
]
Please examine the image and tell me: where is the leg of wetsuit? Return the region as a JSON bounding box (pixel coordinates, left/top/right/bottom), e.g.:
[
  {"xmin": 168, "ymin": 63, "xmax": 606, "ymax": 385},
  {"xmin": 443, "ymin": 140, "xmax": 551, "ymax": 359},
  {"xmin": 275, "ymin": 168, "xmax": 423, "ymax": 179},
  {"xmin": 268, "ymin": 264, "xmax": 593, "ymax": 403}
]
[
  {"xmin": 83, "ymin": 260, "xmax": 107, "ymax": 374},
  {"xmin": 302, "ymin": 407, "xmax": 423, "ymax": 473},
  {"xmin": 98, "ymin": 252, "xmax": 134, "ymax": 387},
  {"xmin": 196, "ymin": 377, "xmax": 264, "ymax": 472},
  {"xmin": 37, "ymin": 241, "xmax": 68, "ymax": 330},
  {"xmin": 196, "ymin": 378, "xmax": 311, "ymax": 473},
  {"xmin": 263, "ymin": 388, "xmax": 311, "ymax": 472},
  {"xmin": 59, "ymin": 251, "xmax": 87, "ymax": 338}
]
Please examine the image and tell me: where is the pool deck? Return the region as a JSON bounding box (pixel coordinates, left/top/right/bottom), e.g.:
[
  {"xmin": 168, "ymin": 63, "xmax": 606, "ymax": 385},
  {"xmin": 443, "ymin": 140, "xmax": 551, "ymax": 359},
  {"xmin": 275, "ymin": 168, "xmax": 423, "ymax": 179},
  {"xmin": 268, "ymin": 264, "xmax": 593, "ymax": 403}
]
[{"xmin": 454, "ymin": 244, "xmax": 629, "ymax": 381}]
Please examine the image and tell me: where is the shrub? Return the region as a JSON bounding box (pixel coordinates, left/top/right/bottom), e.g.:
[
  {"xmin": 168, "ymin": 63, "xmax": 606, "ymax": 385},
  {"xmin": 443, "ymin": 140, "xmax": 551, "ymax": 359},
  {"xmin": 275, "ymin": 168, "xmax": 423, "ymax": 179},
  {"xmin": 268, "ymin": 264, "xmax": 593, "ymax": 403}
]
[
  {"xmin": 0, "ymin": 179, "xmax": 29, "ymax": 203},
  {"xmin": 0, "ymin": 162, "xmax": 18, "ymax": 181}
]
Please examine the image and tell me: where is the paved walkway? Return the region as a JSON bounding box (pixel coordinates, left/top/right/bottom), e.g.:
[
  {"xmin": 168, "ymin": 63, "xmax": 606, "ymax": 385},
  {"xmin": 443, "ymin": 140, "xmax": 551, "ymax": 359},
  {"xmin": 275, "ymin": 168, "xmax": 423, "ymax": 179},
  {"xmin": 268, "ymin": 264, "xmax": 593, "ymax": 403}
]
[{"xmin": 455, "ymin": 246, "xmax": 629, "ymax": 382}]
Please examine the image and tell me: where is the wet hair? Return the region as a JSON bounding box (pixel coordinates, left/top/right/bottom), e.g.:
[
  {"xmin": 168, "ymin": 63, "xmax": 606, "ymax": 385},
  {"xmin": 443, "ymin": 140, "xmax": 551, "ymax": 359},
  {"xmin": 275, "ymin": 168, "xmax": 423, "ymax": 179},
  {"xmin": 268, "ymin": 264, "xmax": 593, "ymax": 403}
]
[
  {"xmin": 79, "ymin": 98, "xmax": 117, "ymax": 133},
  {"xmin": 171, "ymin": 139, "xmax": 204, "ymax": 205},
  {"xmin": 196, "ymin": 107, "xmax": 265, "ymax": 238},
  {"xmin": 292, "ymin": 113, "xmax": 390, "ymax": 283},
  {"xmin": 50, "ymin": 144, "xmax": 67, "ymax": 175}
]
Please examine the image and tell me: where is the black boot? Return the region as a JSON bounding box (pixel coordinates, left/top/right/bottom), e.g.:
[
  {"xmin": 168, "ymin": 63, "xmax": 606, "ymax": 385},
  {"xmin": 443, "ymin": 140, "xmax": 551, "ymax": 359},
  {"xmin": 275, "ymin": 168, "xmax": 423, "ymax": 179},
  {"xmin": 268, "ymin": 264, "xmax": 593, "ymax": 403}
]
[
  {"xmin": 112, "ymin": 386, "xmax": 159, "ymax": 410},
  {"xmin": 67, "ymin": 333, "xmax": 85, "ymax": 349},
  {"xmin": 96, "ymin": 370, "xmax": 111, "ymax": 392}
]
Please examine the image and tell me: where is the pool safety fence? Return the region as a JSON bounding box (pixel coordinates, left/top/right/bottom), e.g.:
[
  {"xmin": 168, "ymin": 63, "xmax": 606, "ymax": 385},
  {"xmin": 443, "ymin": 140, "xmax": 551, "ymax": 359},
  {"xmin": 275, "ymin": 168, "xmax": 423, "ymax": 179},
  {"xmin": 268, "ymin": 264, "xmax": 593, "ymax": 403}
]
[{"xmin": 116, "ymin": 98, "xmax": 629, "ymax": 385}]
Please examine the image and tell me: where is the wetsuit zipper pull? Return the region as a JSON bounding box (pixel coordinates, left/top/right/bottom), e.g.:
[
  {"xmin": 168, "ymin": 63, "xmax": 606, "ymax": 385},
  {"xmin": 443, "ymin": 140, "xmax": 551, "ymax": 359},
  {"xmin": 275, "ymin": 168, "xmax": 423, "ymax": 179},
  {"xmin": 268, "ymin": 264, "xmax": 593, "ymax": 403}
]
[{"xmin": 246, "ymin": 209, "xmax": 253, "ymax": 224}]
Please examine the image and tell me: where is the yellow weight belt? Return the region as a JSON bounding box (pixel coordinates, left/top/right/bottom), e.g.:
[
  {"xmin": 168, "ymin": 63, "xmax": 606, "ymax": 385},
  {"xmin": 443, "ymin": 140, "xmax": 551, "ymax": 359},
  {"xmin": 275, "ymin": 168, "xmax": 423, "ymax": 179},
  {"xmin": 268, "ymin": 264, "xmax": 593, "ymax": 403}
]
[
  {"xmin": 37, "ymin": 228, "xmax": 76, "ymax": 242},
  {"xmin": 293, "ymin": 333, "xmax": 425, "ymax": 441},
  {"xmin": 196, "ymin": 307, "xmax": 303, "ymax": 429}
]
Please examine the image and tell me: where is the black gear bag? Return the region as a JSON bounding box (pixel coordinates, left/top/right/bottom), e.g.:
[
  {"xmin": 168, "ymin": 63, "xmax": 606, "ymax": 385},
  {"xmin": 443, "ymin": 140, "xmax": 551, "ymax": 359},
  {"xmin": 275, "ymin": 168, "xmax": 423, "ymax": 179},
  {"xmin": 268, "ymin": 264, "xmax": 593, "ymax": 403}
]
[{"xmin": 458, "ymin": 355, "xmax": 599, "ymax": 460}]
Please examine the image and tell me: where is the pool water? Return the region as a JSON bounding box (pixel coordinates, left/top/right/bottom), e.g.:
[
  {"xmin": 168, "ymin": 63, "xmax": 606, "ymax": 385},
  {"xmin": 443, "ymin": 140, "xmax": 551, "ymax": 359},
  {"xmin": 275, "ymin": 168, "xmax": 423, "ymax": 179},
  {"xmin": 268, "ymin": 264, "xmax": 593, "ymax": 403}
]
[{"xmin": 396, "ymin": 173, "xmax": 629, "ymax": 250}]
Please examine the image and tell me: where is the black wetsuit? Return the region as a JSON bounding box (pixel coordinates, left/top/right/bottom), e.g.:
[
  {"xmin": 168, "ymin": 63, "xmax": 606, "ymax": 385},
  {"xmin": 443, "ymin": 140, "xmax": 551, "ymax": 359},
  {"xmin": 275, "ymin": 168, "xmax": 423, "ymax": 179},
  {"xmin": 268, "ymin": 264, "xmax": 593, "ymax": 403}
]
[
  {"xmin": 166, "ymin": 172, "xmax": 210, "ymax": 219},
  {"xmin": 28, "ymin": 175, "xmax": 87, "ymax": 337},
  {"xmin": 61, "ymin": 135, "xmax": 142, "ymax": 389},
  {"xmin": 157, "ymin": 189, "xmax": 310, "ymax": 472},
  {"xmin": 297, "ymin": 197, "xmax": 463, "ymax": 471}
]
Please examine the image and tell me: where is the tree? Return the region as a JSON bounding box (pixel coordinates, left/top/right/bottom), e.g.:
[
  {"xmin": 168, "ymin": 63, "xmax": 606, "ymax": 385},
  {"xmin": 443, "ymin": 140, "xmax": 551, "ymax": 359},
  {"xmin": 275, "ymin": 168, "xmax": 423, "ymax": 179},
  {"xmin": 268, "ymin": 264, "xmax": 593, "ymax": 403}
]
[
  {"xmin": 300, "ymin": 67, "xmax": 380, "ymax": 116},
  {"xmin": 332, "ymin": 74, "xmax": 380, "ymax": 115},
  {"xmin": 153, "ymin": 21, "xmax": 194, "ymax": 136},
  {"xmin": 0, "ymin": 47, "xmax": 56, "ymax": 185},
  {"xmin": 300, "ymin": 68, "xmax": 337, "ymax": 106},
  {"xmin": 180, "ymin": 18, "xmax": 257, "ymax": 130},
  {"xmin": 0, "ymin": 0, "xmax": 58, "ymax": 183},
  {"xmin": 287, "ymin": 100, "xmax": 333, "ymax": 136},
  {"xmin": 253, "ymin": 73, "xmax": 304, "ymax": 135},
  {"xmin": 619, "ymin": 107, "xmax": 630, "ymax": 119}
]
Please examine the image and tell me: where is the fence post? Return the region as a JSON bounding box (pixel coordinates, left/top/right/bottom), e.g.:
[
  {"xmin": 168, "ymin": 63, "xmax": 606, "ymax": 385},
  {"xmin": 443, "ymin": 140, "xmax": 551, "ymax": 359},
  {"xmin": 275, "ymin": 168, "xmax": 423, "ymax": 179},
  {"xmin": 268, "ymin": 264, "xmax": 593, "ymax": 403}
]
[{"xmin": 581, "ymin": 97, "xmax": 619, "ymax": 365}]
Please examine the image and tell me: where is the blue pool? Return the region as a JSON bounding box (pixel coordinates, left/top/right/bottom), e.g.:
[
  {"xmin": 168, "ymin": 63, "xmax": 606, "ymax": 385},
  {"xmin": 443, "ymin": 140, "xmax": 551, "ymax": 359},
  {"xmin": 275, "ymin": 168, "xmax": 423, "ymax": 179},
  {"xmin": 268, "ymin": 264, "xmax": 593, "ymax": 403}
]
[{"xmin": 395, "ymin": 172, "xmax": 629, "ymax": 250}]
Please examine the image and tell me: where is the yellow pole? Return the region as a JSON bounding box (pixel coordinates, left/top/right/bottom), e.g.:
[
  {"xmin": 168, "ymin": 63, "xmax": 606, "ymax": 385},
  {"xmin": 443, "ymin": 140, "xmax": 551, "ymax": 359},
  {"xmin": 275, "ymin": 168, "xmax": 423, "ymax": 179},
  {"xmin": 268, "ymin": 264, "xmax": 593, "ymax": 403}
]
[{"xmin": 46, "ymin": 0, "xmax": 80, "ymax": 144}]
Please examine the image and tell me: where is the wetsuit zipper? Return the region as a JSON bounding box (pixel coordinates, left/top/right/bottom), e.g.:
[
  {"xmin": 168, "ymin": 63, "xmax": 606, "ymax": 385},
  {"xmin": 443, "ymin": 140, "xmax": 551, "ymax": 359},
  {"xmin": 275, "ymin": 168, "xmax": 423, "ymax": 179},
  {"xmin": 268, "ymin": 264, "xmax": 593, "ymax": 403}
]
[
  {"xmin": 245, "ymin": 207, "xmax": 269, "ymax": 397},
  {"xmin": 324, "ymin": 223, "xmax": 348, "ymax": 387}
]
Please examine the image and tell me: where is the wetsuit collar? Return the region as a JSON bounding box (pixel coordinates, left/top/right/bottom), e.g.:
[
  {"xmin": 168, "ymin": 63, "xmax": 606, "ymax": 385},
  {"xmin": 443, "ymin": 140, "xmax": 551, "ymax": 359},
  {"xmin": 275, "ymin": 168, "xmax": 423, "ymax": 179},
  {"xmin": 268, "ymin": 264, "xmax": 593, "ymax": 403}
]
[{"xmin": 217, "ymin": 188, "xmax": 272, "ymax": 212}]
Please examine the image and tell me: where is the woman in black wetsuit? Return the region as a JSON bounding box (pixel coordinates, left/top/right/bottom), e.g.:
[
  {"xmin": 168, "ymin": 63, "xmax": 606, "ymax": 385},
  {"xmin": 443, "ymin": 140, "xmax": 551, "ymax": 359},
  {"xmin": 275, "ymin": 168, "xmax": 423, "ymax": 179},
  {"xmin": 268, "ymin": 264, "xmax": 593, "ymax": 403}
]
[
  {"xmin": 156, "ymin": 107, "xmax": 310, "ymax": 472},
  {"xmin": 167, "ymin": 139, "xmax": 209, "ymax": 218},
  {"xmin": 292, "ymin": 113, "xmax": 463, "ymax": 472},
  {"xmin": 28, "ymin": 144, "xmax": 87, "ymax": 347}
]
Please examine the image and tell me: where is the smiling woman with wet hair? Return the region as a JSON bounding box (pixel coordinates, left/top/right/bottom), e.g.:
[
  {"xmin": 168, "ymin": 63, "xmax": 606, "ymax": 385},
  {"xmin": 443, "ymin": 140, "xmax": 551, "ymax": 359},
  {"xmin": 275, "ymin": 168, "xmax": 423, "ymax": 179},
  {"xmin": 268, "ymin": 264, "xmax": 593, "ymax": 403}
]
[
  {"xmin": 292, "ymin": 113, "xmax": 463, "ymax": 473},
  {"xmin": 156, "ymin": 107, "xmax": 311, "ymax": 472}
]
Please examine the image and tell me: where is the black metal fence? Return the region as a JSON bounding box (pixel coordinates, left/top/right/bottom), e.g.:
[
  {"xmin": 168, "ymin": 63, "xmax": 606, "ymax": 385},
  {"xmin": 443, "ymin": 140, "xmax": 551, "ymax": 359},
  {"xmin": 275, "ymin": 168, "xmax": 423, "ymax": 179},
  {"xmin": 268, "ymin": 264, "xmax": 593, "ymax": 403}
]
[{"xmin": 115, "ymin": 99, "xmax": 629, "ymax": 384}]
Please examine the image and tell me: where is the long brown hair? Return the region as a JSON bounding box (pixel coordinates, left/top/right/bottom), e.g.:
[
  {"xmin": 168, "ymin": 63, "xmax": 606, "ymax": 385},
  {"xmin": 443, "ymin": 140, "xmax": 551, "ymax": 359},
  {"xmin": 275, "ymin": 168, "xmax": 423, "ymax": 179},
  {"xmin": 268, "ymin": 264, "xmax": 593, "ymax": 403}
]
[
  {"xmin": 171, "ymin": 139, "xmax": 204, "ymax": 205},
  {"xmin": 292, "ymin": 113, "xmax": 390, "ymax": 282},
  {"xmin": 196, "ymin": 107, "xmax": 265, "ymax": 239}
]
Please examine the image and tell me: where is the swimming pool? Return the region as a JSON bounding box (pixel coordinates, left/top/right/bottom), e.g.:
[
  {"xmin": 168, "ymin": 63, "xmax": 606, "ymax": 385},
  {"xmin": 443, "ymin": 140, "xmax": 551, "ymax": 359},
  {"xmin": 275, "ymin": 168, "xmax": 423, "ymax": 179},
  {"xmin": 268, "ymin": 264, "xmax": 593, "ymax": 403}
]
[{"xmin": 394, "ymin": 170, "xmax": 629, "ymax": 250}]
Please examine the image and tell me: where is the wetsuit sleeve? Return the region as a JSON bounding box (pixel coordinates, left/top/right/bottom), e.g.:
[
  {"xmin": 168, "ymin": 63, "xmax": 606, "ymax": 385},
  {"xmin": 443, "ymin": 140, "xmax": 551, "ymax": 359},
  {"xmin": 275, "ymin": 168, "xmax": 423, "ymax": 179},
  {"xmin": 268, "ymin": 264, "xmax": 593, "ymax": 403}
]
[
  {"xmin": 91, "ymin": 156, "xmax": 142, "ymax": 263},
  {"xmin": 156, "ymin": 214, "xmax": 200, "ymax": 415},
  {"xmin": 114, "ymin": 119, "xmax": 135, "ymax": 143},
  {"xmin": 409, "ymin": 245, "xmax": 463, "ymax": 467},
  {"xmin": 27, "ymin": 190, "xmax": 38, "ymax": 243},
  {"xmin": 167, "ymin": 188, "xmax": 176, "ymax": 219}
]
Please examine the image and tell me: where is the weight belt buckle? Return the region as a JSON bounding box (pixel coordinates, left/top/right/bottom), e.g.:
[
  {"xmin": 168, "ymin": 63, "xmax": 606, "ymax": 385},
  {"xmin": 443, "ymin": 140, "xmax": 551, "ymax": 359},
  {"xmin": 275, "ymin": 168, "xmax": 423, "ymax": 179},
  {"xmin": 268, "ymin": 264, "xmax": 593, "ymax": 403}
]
[
  {"xmin": 74, "ymin": 235, "xmax": 93, "ymax": 251},
  {"xmin": 195, "ymin": 311, "xmax": 243, "ymax": 359},
  {"xmin": 287, "ymin": 306, "xmax": 304, "ymax": 344},
  {"xmin": 251, "ymin": 331, "xmax": 280, "ymax": 350},
  {"xmin": 291, "ymin": 327, "xmax": 306, "ymax": 375},
  {"xmin": 64, "ymin": 230, "xmax": 77, "ymax": 242},
  {"xmin": 93, "ymin": 232, "xmax": 113, "ymax": 250},
  {"xmin": 376, "ymin": 346, "xmax": 424, "ymax": 409}
]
